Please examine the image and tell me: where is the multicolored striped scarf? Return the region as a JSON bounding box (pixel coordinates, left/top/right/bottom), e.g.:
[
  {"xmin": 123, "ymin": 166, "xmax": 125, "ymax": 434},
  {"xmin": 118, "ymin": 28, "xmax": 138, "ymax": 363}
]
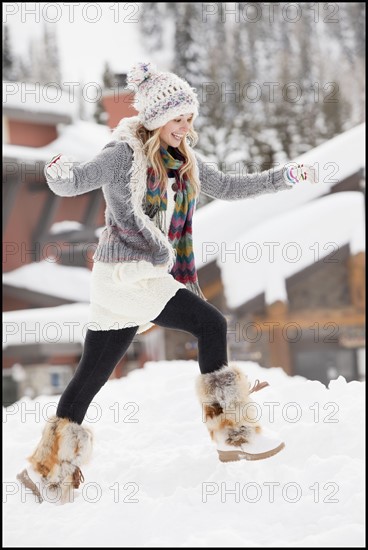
[{"xmin": 144, "ymin": 146, "xmax": 206, "ymax": 300}]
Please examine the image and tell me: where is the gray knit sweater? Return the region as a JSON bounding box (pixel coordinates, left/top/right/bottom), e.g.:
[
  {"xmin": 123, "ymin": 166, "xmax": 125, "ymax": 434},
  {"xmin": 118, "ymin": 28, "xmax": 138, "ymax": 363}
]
[{"xmin": 46, "ymin": 124, "xmax": 292, "ymax": 269}]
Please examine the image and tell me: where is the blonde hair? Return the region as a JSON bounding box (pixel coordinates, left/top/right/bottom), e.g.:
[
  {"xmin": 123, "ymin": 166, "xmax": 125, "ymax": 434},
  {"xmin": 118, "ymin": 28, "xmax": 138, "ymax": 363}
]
[{"xmin": 136, "ymin": 123, "xmax": 201, "ymax": 199}]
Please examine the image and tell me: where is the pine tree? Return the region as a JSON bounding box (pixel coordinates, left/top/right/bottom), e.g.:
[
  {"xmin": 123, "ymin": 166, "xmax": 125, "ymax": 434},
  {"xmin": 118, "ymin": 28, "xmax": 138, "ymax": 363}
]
[
  {"xmin": 28, "ymin": 24, "xmax": 62, "ymax": 85},
  {"xmin": 93, "ymin": 61, "xmax": 116, "ymax": 125},
  {"xmin": 43, "ymin": 24, "xmax": 62, "ymax": 84},
  {"xmin": 349, "ymin": 2, "xmax": 366, "ymax": 60},
  {"xmin": 172, "ymin": 3, "xmax": 208, "ymax": 91},
  {"xmin": 102, "ymin": 61, "xmax": 116, "ymax": 89},
  {"xmin": 29, "ymin": 36, "xmax": 43, "ymax": 83},
  {"xmin": 171, "ymin": 3, "xmax": 224, "ymax": 158},
  {"xmin": 136, "ymin": 1, "xmax": 364, "ymax": 182},
  {"xmin": 3, "ymin": 24, "xmax": 16, "ymax": 81},
  {"xmin": 139, "ymin": 2, "xmax": 166, "ymax": 63}
]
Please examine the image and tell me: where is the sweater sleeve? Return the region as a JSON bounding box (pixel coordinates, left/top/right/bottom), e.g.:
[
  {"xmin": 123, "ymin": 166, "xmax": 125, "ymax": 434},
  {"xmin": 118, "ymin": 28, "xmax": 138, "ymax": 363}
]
[
  {"xmin": 195, "ymin": 151, "xmax": 294, "ymax": 201},
  {"xmin": 45, "ymin": 141, "xmax": 132, "ymax": 197}
]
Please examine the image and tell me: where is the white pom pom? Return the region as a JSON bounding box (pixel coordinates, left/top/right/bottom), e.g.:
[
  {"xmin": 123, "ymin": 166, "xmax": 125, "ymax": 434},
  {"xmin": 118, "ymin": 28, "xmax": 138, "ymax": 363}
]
[{"xmin": 126, "ymin": 62, "xmax": 156, "ymax": 88}]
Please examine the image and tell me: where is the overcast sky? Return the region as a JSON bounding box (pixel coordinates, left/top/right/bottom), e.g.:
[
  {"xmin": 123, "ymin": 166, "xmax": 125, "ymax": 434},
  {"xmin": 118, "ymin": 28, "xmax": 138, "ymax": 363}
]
[{"xmin": 3, "ymin": 2, "xmax": 150, "ymax": 84}]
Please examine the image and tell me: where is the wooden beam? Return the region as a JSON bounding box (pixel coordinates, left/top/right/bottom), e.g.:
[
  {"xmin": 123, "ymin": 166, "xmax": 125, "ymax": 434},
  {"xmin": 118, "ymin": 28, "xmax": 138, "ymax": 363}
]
[
  {"xmin": 32, "ymin": 193, "xmax": 61, "ymax": 260},
  {"xmin": 3, "ymin": 177, "xmax": 22, "ymax": 232},
  {"xmin": 3, "ymin": 107, "xmax": 72, "ymax": 125},
  {"xmin": 347, "ymin": 252, "xmax": 365, "ymax": 311},
  {"xmin": 254, "ymin": 307, "xmax": 365, "ymax": 328},
  {"xmin": 201, "ymin": 279, "xmax": 223, "ymax": 300},
  {"xmin": 3, "ymin": 283, "xmax": 79, "ymax": 308},
  {"xmin": 3, "ymin": 342, "xmax": 83, "ymax": 362},
  {"xmin": 264, "ymin": 300, "xmax": 292, "ymax": 374}
]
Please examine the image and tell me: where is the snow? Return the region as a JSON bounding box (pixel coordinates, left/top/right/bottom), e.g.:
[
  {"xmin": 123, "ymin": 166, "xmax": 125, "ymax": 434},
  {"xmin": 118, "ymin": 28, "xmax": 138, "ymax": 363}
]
[
  {"xmin": 3, "ymin": 119, "xmax": 112, "ymax": 162},
  {"xmin": 3, "ymin": 261, "xmax": 91, "ymax": 304},
  {"xmin": 42, "ymin": 119, "xmax": 113, "ymax": 160},
  {"xmin": 220, "ymin": 192, "xmax": 366, "ymax": 308},
  {"xmin": 95, "ymin": 226, "xmax": 105, "ymax": 238},
  {"xmin": 194, "ymin": 123, "xmax": 365, "ymax": 270},
  {"xmin": 4, "ymin": 4, "xmax": 147, "ymax": 86},
  {"xmin": 3, "ymin": 80, "xmax": 80, "ymax": 117},
  {"xmin": 293, "ymin": 123, "xmax": 365, "ymax": 183},
  {"xmin": 3, "ymin": 360, "xmax": 365, "ymax": 547},
  {"xmin": 3, "ymin": 303, "xmax": 90, "ymax": 349},
  {"xmin": 49, "ymin": 220, "xmax": 84, "ymax": 234}
]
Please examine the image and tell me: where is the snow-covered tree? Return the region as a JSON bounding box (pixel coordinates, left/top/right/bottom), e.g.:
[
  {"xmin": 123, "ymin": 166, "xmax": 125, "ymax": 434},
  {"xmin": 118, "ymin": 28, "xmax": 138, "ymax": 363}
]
[
  {"xmin": 44, "ymin": 24, "xmax": 61, "ymax": 84},
  {"xmin": 3, "ymin": 25, "xmax": 15, "ymax": 80},
  {"xmin": 27, "ymin": 23, "xmax": 62, "ymax": 85},
  {"xmin": 137, "ymin": 2, "xmax": 365, "ymax": 185},
  {"xmin": 102, "ymin": 61, "xmax": 115, "ymax": 89},
  {"xmin": 93, "ymin": 61, "xmax": 116, "ymax": 125},
  {"xmin": 138, "ymin": 2, "xmax": 167, "ymax": 64}
]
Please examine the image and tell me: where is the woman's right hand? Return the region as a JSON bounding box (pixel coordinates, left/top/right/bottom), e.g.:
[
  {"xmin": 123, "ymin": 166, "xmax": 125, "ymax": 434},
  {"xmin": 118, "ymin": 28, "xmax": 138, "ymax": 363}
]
[{"xmin": 44, "ymin": 154, "xmax": 73, "ymax": 181}]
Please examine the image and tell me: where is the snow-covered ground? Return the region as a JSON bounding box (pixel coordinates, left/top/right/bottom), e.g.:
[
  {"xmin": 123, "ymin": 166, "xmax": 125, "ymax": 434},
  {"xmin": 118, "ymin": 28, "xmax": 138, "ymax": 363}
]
[{"xmin": 3, "ymin": 360, "xmax": 365, "ymax": 547}]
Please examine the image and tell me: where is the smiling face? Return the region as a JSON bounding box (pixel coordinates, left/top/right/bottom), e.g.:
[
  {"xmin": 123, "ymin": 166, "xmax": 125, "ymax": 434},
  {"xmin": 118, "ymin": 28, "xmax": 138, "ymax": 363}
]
[{"xmin": 158, "ymin": 114, "xmax": 194, "ymax": 149}]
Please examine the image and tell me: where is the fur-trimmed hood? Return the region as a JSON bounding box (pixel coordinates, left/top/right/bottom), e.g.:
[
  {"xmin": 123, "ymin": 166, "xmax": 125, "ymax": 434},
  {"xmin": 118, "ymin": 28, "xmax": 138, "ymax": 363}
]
[
  {"xmin": 110, "ymin": 115, "xmax": 143, "ymax": 145},
  {"xmin": 107, "ymin": 115, "xmax": 178, "ymax": 270}
]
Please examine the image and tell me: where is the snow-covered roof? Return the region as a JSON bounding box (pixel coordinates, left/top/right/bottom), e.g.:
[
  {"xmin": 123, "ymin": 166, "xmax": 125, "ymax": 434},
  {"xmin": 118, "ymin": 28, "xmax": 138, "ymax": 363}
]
[
  {"xmin": 3, "ymin": 81, "xmax": 79, "ymax": 118},
  {"xmin": 295, "ymin": 123, "xmax": 365, "ymax": 183},
  {"xmin": 194, "ymin": 123, "xmax": 365, "ymax": 270},
  {"xmin": 3, "ymin": 261, "xmax": 91, "ymax": 302},
  {"xmin": 3, "ymin": 303, "xmax": 90, "ymax": 349},
  {"xmin": 3, "ymin": 119, "xmax": 113, "ymax": 162},
  {"xmin": 49, "ymin": 221, "xmax": 84, "ymax": 234},
  {"xmin": 220, "ymin": 192, "xmax": 365, "ymax": 309}
]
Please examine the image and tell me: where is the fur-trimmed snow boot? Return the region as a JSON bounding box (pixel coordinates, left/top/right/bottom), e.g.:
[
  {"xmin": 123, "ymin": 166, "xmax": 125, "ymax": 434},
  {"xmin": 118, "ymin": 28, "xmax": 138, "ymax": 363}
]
[
  {"xmin": 196, "ymin": 364, "xmax": 285, "ymax": 462},
  {"xmin": 16, "ymin": 415, "xmax": 93, "ymax": 504}
]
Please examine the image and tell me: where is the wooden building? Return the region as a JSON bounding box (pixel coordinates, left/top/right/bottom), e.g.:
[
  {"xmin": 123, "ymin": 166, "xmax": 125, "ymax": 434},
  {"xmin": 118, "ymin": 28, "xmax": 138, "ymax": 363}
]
[{"xmin": 2, "ymin": 80, "xmax": 365, "ymax": 405}]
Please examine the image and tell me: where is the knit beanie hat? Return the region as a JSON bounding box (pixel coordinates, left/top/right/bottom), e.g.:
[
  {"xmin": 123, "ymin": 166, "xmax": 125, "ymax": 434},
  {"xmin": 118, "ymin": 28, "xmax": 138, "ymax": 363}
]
[{"xmin": 126, "ymin": 62, "xmax": 200, "ymax": 131}]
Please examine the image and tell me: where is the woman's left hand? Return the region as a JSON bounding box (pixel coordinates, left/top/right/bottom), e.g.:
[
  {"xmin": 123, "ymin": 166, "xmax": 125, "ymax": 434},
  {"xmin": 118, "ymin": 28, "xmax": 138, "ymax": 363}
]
[{"xmin": 44, "ymin": 153, "xmax": 73, "ymax": 181}]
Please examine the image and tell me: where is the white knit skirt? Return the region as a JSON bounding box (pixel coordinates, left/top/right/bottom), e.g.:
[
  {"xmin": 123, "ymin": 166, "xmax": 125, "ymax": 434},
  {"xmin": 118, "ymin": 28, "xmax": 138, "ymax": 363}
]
[{"xmin": 87, "ymin": 260, "xmax": 187, "ymax": 334}]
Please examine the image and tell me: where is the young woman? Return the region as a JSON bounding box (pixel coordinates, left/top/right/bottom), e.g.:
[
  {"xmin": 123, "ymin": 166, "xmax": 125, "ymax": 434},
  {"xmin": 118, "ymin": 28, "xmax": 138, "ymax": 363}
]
[{"xmin": 17, "ymin": 62, "xmax": 314, "ymax": 503}]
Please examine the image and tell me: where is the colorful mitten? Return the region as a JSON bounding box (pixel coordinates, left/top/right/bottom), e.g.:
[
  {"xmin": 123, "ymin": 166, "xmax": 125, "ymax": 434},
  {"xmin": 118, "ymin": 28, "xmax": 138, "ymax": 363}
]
[{"xmin": 283, "ymin": 162, "xmax": 316, "ymax": 186}]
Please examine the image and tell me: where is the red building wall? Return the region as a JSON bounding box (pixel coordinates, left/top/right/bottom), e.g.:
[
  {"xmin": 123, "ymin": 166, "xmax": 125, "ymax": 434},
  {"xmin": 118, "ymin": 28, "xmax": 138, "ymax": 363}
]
[
  {"xmin": 3, "ymin": 181, "xmax": 47, "ymax": 272},
  {"xmin": 8, "ymin": 119, "xmax": 58, "ymax": 147},
  {"xmin": 101, "ymin": 92, "xmax": 138, "ymax": 129},
  {"xmin": 3, "ymin": 104, "xmax": 129, "ymax": 274},
  {"xmin": 3, "ymin": 180, "xmax": 97, "ymax": 272}
]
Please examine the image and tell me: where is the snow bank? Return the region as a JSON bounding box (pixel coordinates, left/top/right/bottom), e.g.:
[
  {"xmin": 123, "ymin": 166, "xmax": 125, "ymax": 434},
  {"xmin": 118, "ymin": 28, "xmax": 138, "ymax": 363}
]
[{"xmin": 3, "ymin": 360, "xmax": 365, "ymax": 547}]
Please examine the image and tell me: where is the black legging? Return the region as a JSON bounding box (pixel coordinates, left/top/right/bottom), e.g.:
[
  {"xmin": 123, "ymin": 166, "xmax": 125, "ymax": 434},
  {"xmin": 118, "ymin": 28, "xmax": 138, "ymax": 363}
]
[{"xmin": 57, "ymin": 288, "xmax": 228, "ymax": 424}]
